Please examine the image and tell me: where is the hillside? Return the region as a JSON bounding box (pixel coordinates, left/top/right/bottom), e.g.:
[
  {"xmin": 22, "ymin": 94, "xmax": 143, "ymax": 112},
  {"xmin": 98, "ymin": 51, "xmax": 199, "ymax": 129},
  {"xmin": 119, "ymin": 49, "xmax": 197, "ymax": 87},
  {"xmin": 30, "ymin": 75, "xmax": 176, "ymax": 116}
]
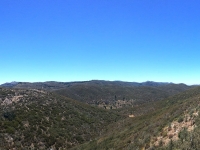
[
  {"xmin": 1, "ymin": 81, "xmax": 192, "ymax": 109},
  {"xmin": 0, "ymin": 81, "xmax": 198, "ymax": 150},
  {"xmin": 73, "ymin": 86, "xmax": 200, "ymax": 150},
  {"xmin": 55, "ymin": 81, "xmax": 191, "ymax": 108},
  {"xmin": 0, "ymin": 88, "xmax": 121, "ymax": 149},
  {"xmin": 0, "ymin": 80, "xmax": 171, "ymax": 89}
]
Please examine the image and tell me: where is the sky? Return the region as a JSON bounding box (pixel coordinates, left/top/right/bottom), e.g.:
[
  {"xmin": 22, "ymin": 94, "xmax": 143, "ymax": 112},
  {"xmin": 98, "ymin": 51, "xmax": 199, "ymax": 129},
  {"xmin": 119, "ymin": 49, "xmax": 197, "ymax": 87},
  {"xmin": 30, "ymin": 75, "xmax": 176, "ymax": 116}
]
[{"xmin": 0, "ymin": 0, "xmax": 200, "ymax": 85}]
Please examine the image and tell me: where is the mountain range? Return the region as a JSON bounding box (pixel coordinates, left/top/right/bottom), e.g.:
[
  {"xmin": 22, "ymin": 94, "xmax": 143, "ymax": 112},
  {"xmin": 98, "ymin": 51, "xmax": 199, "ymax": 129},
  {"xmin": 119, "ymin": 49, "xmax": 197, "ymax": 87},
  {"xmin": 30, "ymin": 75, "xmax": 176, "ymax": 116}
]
[{"xmin": 0, "ymin": 80, "xmax": 199, "ymax": 149}]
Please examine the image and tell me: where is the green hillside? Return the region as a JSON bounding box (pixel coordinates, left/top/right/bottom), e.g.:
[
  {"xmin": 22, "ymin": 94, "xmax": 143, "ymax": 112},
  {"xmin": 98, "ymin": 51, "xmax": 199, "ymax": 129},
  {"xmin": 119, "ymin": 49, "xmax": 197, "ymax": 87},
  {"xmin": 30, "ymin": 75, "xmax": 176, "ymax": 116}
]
[
  {"xmin": 1, "ymin": 81, "xmax": 192, "ymax": 110},
  {"xmin": 55, "ymin": 82, "xmax": 191, "ymax": 108},
  {"xmin": 1, "ymin": 83, "xmax": 199, "ymax": 150},
  {"xmin": 73, "ymin": 86, "xmax": 200, "ymax": 150},
  {"xmin": 0, "ymin": 88, "xmax": 121, "ymax": 149}
]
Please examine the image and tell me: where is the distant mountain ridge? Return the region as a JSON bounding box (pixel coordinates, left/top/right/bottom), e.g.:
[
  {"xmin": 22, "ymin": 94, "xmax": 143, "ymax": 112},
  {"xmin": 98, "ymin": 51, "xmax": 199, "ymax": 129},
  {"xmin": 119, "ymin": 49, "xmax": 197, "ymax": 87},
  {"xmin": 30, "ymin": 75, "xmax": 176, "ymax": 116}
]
[
  {"xmin": 1, "ymin": 81, "xmax": 19, "ymax": 87},
  {"xmin": 0, "ymin": 80, "xmax": 177, "ymax": 89},
  {"xmin": 0, "ymin": 80, "xmax": 193, "ymax": 107},
  {"xmin": 55, "ymin": 81, "xmax": 191, "ymax": 106}
]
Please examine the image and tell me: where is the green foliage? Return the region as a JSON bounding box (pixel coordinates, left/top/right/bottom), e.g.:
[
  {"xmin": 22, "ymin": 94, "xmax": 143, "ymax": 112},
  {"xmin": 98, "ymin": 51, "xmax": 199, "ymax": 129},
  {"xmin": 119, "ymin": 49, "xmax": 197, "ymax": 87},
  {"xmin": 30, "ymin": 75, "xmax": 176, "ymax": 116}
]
[
  {"xmin": 55, "ymin": 81, "xmax": 191, "ymax": 108},
  {"xmin": 3, "ymin": 111, "xmax": 16, "ymax": 121},
  {"xmin": 73, "ymin": 87, "xmax": 200, "ymax": 150},
  {"xmin": 178, "ymin": 116, "xmax": 184, "ymax": 123},
  {"xmin": 0, "ymin": 88, "xmax": 121, "ymax": 149},
  {"xmin": 0, "ymin": 84, "xmax": 199, "ymax": 150}
]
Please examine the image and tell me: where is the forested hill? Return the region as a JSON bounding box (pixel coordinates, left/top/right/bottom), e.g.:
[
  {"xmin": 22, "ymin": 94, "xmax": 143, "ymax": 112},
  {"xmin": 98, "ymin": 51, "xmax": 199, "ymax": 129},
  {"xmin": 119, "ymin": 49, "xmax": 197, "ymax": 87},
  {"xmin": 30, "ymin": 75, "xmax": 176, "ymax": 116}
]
[
  {"xmin": 0, "ymin": 80, "xmax": 187, "ymax": 90},
  {"xmin": 0, "ymin": 87, "xmax": 121, "ymax": 149},
  {"xmin": 74, "ymin": 86, "xmax": 200, "ymax": 150},
  {"xmin": 55, "ymin": 81, "xmax": 191, "ymax": 107},
  {"xmin": 1, "ymin": 81, "xmax": 192, "ymax": 107}
]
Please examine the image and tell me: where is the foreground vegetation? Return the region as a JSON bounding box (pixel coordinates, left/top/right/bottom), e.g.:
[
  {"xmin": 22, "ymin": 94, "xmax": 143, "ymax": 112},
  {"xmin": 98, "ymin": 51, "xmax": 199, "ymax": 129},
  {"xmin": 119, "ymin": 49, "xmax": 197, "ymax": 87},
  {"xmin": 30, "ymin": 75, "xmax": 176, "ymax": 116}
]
[
  {"xmin": 74, "ymin": 87, "xmax": 200, "ymax": 150},
  {"xmin": 0, "ymin": 88, "xmax": 120, "ymax": 149},
  {"xmin": 1, "ymin": 84, "xmax": 200, "ymax": 149}
]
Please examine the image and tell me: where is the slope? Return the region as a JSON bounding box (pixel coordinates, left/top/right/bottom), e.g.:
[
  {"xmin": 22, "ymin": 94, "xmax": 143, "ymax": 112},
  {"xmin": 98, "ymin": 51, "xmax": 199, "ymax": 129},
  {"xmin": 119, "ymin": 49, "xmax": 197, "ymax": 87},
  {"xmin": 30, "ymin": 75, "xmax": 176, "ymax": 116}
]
[
  {"xmin": 1, "ymin": 81, "xmax": 192, "ymax": 108},
  {"xmin": 55, "ymin": 81, "xmax": 191, "ymax": 108},
  {"xmin": 0, "ymin": 87, "xmax": 121, "ymax": 149},
  {"xmin": 73, "ymin": 86, "xmax": 200, "ymax": 150}
]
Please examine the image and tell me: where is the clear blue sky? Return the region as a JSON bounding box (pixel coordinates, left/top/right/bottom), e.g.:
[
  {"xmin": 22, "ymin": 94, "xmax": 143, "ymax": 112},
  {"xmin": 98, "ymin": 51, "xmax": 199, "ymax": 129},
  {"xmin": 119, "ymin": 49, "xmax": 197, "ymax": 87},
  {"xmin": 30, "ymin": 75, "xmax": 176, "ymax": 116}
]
[{"xmin": 1, "ymin": 0, "xmax": 200, "ymax": 85}]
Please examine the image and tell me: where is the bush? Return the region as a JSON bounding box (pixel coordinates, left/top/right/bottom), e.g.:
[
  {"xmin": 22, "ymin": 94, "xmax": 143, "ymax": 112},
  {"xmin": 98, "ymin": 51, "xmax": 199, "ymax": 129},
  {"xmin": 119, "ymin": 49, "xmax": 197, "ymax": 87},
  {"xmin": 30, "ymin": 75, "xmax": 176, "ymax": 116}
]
[
  {"xmin": 178, "ymin": 117, "xmax": 184, "ymax": 123},
  {"xmin": 6, "ymin": 126, "xmax": 15, "ymax": 134},
  {"xmin": 3, "ymin": 111, "xmax": 16, "ymax": 121}
]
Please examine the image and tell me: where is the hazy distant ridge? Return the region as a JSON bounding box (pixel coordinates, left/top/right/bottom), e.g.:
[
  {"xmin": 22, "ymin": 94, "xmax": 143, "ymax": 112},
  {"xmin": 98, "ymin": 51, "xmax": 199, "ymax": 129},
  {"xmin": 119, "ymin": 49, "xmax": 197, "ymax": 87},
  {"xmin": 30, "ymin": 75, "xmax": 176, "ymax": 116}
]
[{"xmin": 0, "ymin": 80, "xmax": 176, "ymax": 89}]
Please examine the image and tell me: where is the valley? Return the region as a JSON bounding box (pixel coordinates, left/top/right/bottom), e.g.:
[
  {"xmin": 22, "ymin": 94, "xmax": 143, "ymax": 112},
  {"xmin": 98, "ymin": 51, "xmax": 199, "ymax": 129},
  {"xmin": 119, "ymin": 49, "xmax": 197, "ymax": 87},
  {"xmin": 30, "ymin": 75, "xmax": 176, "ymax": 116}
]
[{"xmin": 0, "ymin": 80, "xmax": 199, "ymax": 149}]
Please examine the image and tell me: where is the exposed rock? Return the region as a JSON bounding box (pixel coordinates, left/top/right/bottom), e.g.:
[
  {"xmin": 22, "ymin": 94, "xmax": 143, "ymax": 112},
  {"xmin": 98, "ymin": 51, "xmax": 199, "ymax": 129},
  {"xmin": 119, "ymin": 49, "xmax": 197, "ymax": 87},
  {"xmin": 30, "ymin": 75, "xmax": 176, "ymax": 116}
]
[{"xmin": 3, "ymin": 98, "xmax": 12, "ymax": 105}]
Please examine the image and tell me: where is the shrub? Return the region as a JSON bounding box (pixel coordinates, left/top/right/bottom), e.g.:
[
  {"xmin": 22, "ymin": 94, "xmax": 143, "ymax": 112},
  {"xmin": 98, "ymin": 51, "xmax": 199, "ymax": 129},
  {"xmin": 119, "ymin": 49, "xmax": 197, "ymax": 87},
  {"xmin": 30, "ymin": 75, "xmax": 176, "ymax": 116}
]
[
  {"xmin": 3, "ymin": 111, "xmax": 16, "ymax": 121},
  {"xmin": 178, "ymin": 117, "xmax": 184, "ymax": 123},
  {"xmin": 6, "ymin": 126, "xmax": 15, "ymax": 134}
]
